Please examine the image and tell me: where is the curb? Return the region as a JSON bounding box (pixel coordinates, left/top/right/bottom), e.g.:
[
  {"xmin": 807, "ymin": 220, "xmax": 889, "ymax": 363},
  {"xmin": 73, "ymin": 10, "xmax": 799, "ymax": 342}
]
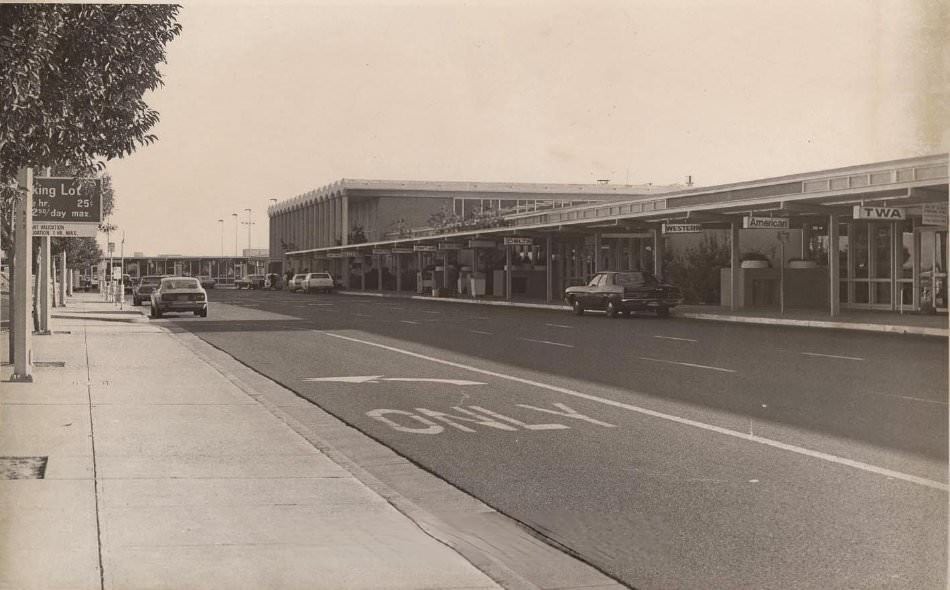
[{"xmin": 334, "ymin": 290, "xmax": 948, "ymax": 338}]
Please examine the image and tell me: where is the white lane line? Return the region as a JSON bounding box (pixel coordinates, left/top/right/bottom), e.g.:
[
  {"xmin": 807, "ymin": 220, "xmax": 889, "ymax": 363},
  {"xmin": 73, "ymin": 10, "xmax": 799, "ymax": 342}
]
[
  {"xmin": 801, "ymin": 352, "xmax": 865, "ymax": 361},
  {"xmin": 639, "ymin": 357, "xmax": 735, "ymax": 373},
  {"xmin": 352, "ymin": 313, "xmax": 371, "ymax": 318},
  {"xmin": 864, "ymin": 391, "xmax": 948, "ymax": 406},
  {"xmin": 654, "ymin": 335, "xmax": 698, "ymax": 343},
  {"xmin": 307, "ymin": 303, "xmax": 335, "ymax": 306},
  {"xmin": 469, "ymin": 330, "xmax": 493, "ymax": 335},
  {"xmin": 400, "ymin": 320, "xmax": 420, "ymax": 325},
  {"xmin": 317, "ymin": 331, "xmax": 948, "ymax": 492},
  {"xmin": 421, "ymin": 310, "xmax": 442, "ymax": 314},
  {"xmin": 518, "ymin": 337, "xmax": 575, "ymax": 349},
  {"xmin": 545, "ymin": 323, "xmax": 574, "ymax": 329}
]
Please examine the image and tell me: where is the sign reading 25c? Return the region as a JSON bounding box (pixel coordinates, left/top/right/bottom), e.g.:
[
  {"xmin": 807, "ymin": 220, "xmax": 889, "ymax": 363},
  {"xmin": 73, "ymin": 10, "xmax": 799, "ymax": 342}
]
[{"xmin": 32, "ymin": 177, "xmax": 103, "ymax": 224}]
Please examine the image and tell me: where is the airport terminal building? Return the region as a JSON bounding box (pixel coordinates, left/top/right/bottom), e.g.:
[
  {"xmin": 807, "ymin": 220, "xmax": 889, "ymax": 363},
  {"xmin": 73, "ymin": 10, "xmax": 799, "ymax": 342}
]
[{"xmin": 269, "ymin": 154, "xmax": 948, "ymax": 316}]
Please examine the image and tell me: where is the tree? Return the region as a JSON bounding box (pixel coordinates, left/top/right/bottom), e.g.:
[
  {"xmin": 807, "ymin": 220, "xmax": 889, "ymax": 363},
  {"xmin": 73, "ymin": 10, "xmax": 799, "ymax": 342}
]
[{"xmin": 0, "ymin": 4, "xmax": 182, "ymax": 184}]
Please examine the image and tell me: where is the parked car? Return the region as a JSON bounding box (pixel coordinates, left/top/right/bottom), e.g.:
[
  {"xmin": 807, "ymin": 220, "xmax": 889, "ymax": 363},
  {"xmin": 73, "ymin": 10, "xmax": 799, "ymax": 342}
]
[
  {"xmin": 149, "ymin": 276, "xmax": 208, "ymax": 318},
  {"xmin": 133, "ymin": 275, "xmax": 167, "ymax": 306},
  {"xmin": 288, "ymin": 274, "xmax": 307, "ymax": 292},
  {"xmin": 563, "ymin": 271, "xmax": 682, "ymax": 318},
  {"xmin": 303, "ymin": 272, "xmax": 335, "ymax": 293},
  {"xmin": 198, "ymin": 276, "xmax": 217, "ymax": 289}
]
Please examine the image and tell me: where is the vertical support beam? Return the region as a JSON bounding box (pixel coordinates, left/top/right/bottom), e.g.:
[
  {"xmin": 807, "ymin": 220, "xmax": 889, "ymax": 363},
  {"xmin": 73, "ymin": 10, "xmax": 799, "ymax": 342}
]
[
  {"xmin": 378, "ymin": 255, "xmax": 383, "ymax": 292},
  {"xmin": 730, "ymin": 222, "xmax": 740, "ymax": 311},
  {"xmin": 829, "ymin": 215, "xmax": 840, "ymax": 317},
  {"xmin": 653, "ymin": 228, "xmax": 664, "ymax": 281},
  {"xmin": 593, "ymin": 233, "xmax": 601, "ymax": 272},
  {"xmin": 361, "ymin": 257, "xmax": 366, "ymax": 291},
  {"xmin": 545, "ymin": 234, "xmax": 553, "ymax": 303},
  {"xmin": 12, "ymin": 168, "xmax": 33, "ymax": 381},
  {"xmin": 59, "ymin": 251, "xmax": 67, "ymax": 304},
  {"xmin": 395, "ymin": 254, "xmax": 402, "ymax": 292},
  {"xmin": 38, "ymin": 237, "xmax": 51, "ymax": 333},
  {"xmin": 341, "ymin": 194, "xmax": 349, "ymax": 246},
  {"xmin": 505, "ymin": 247, "xmax": 512, "ymax": 301}
]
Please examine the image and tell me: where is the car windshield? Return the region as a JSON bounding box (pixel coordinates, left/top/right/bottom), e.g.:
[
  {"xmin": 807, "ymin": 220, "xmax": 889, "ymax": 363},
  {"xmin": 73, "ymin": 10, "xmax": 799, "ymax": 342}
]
[
  {"xmin": 293, "ymin": 274, "xmax": 306, "ymax": 280},
  {"xmin": 162, "ymin": 279, "xmax": 200, "ymax": 290},
  {"xmin": 614, "ymin": 272, "xmax": 656, "ymax": 287},
  {"xmin": 142, "ymin": 276, "xmax": 163, "ymax": 285},
  {"xmin": 314, "ymin": 273, "xmax": 331, "ymax": 279}
]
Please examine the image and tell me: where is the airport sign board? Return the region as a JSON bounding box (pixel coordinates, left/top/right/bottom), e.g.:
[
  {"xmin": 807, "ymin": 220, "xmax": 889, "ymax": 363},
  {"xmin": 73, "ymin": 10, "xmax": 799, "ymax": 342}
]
[
  {"xmin": 391, "ymin": 247, "xmax": 414, "ymax": 254},
  {"xmin": 372, "ymin": 249, "xmax": 391, "ymax": 255},
  {"xmin": 468, "ymin": 239, "xmax": 496, "ymax": 248},
  {"xmin": 922, "ymin": 202, "xmax": 948, "ymax": 226},
  {"xmin": 743, "ymin": 216, "xmax": 790, "ymax": 229},
  {"xmin": 852, "ymin": 205, "xmax": 905, "ymax": 220},
  {"xmin": 413, "ymin": 245, "xmax": 437, "ymax": 252},
  {"xmin": 340, "ymin": 250, "xmax": 358, "ymax": 257},
  {"xmin": 504, "ymin": 237, "xmax": 533, "ymax": 246},
  {"xmin": 32, "ymin": 177, "xmax": 102, "ymax": 237},
  {"xmin": 438, "ymin": 242, "xmax": 463, "ymax": 250},
  {"xmin": 662, "ymin": 223, "xmax": 703, "ymax": 234},
  {"xmin": 326, "ymin": 252, "xmax": 343, "ymax": 258}
]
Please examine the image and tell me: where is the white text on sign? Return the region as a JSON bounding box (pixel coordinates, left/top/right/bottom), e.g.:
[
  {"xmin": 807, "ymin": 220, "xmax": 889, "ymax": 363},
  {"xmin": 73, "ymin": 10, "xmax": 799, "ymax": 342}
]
[{"xmin": 366, "ymin": 403, "xmax": 616, "ymax": 434}]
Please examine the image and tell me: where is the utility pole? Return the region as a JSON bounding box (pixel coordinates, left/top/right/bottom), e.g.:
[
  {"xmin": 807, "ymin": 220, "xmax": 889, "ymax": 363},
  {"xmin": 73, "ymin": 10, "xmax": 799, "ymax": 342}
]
[
  {"xmin": 231, "ymin": 212, "xmax": 238, "ymax": 257},
  {"xmin": 243, "ymin": 208, "xmax": 253, "ymax": 253},
  {"xmin": 218, "ymin": 218, "xmax": 224, "ymax": 256},
  {"xmin": 12, "ymin": 167, "xmax": 33, "ymax": 382}
]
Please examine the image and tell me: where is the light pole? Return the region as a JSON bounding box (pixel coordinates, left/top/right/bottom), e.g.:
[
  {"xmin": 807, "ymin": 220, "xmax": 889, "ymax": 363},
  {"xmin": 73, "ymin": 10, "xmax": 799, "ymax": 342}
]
[
  {"xmin": 217, "ymin": 219, "xmax": 224, "ymax": 257},
  {"xmin": 244, "ymin": 208, "xmax": 252, "ymax": 253},
  {"xmin": 231, "ymin": 213, "xmax": 238, "ymax": 257}
]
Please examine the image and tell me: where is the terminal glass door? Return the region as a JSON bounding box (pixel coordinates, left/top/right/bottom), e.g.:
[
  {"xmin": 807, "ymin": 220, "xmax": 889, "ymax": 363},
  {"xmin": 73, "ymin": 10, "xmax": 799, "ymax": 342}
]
[{"xmin": 920, "ymin": 229, "xmax": 948, "ymax": 313}]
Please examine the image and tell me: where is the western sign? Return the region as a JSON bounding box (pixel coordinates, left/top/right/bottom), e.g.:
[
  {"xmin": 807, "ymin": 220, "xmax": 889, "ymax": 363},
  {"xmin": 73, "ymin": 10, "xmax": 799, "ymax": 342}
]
[
  {"xmin": 413, "ymin": 245, "xmax": 437, "ymax": 252},
  {"xmin": 852, "ymin": 205, "xmax": 906, "ymax": 220},
  {"xmin": 662, "ymin": 223, "xmax": 703, "ymax": 234},
  {"xmin": 504, "ymin": 237, "xmax": 533, "ymax": 246},
  {"xmin": 743, "ymin": 216, "xmax": 790, "ymax": 229}
]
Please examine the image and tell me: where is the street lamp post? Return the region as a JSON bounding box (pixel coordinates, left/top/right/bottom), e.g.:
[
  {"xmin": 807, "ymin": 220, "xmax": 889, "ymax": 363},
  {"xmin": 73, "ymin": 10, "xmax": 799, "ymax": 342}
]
[
  {"xmin": 244, "ymin": 208, "xmax": 252, "ymax": 253},
  {"xmin": 217, "ymin": 218, "xmax": 224, "ymax": 257},
  {"xmin": 231, "ymin": 213, "xmax": 238, "ymax": 257}
]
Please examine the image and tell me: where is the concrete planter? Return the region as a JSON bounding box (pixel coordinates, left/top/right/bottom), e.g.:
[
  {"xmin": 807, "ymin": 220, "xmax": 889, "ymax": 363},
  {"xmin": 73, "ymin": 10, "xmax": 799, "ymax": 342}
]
[{"xmin": 740, "ymin": 260, "xmax": 770, "ymax": 269}]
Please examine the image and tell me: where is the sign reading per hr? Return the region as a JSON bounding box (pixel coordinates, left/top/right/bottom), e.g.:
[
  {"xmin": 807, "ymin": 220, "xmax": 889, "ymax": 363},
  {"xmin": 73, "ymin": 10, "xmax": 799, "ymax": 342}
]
[{"xmin": 32, "ymin": 177, "xmax": 102, "ymax": 237}]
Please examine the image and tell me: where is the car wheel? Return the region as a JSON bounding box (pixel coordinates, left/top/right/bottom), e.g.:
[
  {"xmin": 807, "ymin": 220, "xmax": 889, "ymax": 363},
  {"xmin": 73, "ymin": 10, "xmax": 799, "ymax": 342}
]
[
  {"xmin": 201, "ymin": 308, "xmax": 208, "ymax": 318},
  {"xmin": 606, "ymin": 299, "xmax": 619, "ymax": 318},
  {"xmin": 571, "ymin": 298, "xmax": 584, "ymax": 316},
  {"xmin": 656, "ymin": 307, "xmax": 670, "ymax": 318}
]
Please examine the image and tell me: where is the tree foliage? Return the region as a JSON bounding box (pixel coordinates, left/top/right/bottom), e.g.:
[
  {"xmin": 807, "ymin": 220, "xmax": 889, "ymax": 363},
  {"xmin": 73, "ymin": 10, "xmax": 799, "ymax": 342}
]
[
  {"xmin": 665, "ymin": 235, "xmax": 731, "ymax": 305},
  {"xmin": 0, "ymin": 4, "xmax": 181, "ymax": 183}
]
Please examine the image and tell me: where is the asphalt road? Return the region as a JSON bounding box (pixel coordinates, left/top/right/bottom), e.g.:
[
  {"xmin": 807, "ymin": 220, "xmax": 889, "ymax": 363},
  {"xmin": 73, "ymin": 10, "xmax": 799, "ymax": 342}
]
[{"xmin": 159, "ymin": 289, "xmax": 947, "ymax": 589}]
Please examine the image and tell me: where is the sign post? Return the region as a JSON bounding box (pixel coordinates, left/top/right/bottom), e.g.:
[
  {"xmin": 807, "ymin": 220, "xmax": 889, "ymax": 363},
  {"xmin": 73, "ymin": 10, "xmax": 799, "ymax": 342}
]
[
  {"xmin": 777, "ymin": 231, "xmax": 790, "ymax": 315},
  {"xmin": 12, "ymin": 168, "xmax": 34, "ymax": 382}
]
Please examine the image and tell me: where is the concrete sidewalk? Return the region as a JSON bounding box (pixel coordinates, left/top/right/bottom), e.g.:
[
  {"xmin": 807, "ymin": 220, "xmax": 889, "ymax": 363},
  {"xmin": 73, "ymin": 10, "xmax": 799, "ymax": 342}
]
[
  {"xmin": 0, "ymin": 293, "xmax": 502, "ymax": 590},
  {"xmin": 336, "ymin": 290, "xmax": 949, "ymax": 338}
]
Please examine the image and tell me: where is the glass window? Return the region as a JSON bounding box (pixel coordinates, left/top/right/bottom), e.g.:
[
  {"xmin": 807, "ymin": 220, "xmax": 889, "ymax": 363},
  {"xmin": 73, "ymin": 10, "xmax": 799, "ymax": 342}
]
[
  {"xmin": 873, "ymin": 224, "xmax": 891, "ymax": 279},
  {"xmin": 874, "ymin": 282, "xmax": 891, "ymax": 305},
  {"xmin": 838, "ymin": 223, "xmax": 849, "ymax": 278},
  {"xmin": 839, "ymin": 282, "xmax": 848, "ymax": 303},
  {"xmin": 854, "ymin": 281, "xmax": 869, "ymax": 304},
  {"xmin": 852, "ymin": 223, "xmax": 868, "ymax": 278},
  {"xmin": 587, "ymin": 274, "xmax": 602, "ymax": 287},
  {"xmin": 901, "ymin": 225, "xmax": 914, "ymax": 279}
]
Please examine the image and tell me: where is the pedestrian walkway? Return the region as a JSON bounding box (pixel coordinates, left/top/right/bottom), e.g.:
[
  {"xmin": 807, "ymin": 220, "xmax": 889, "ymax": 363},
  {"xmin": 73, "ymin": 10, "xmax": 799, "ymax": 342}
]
[
  {"xmin": 0, "ymin": 293, "xmax": 500, "ymax": 590},
  {"xmin": 337, "ymin": 290, "xmax": 949, "ymax": 338}
]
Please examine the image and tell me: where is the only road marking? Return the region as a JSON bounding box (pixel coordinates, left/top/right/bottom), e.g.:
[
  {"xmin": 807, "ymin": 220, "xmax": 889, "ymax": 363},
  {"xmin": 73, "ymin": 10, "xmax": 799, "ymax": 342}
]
[
  {"xmin": 518, "ymin": 337, "xmax": 574, "ymax": 348},
  {"xmin": 639, "ymin": 357, "xmax": 736, "ymax": 373},
  {"xmin": 318, "ymin": 331, "xmax": 947, "ymax": 492}
]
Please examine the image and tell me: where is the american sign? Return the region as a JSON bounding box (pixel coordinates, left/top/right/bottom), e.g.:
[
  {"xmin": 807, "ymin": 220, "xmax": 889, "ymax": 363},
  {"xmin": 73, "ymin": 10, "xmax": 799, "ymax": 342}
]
[
  {"xmin": 413, "ymin": 245, "xmax": 437, "ymax": 252},
  {"xmin": 391, "ymin": 247, "xmax": 414, "ymax": 254},
  {"xmin": 743, "ymin": 216, "xmax": 790, "ymax": 229},
  {"xmin": 438, "ymin": 242, "xmax": 463, "ymax": 250},
  {"xmin": 326, "ymin": 253, "xmax": 343, "ymax": 258},
  {"xmin": 662, "ymin": 223, "xmax": 703, "ymax": 234},
  {"xmin": 503, "ymin": 237, "xmax": 533, "ymax": 246},
  {"xmin": 852, "ymin": 205, "xmax": 906, "ymax": 220}
]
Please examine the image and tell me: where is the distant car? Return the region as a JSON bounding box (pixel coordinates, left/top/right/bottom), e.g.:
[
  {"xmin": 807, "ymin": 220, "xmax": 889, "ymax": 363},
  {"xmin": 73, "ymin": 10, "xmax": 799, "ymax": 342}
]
[
  {"xmin": 563, "ymin": 271, "xmax": 682, "ymax": 318},
  {"xmin": 198, "ymin": 276, "xmax": 217, "ymax": 289},
  {"xmin": 133, "ymin": 275, "xmax": 167, "ymax": 306},
  {"xmin": 149, "ymin": 276, "xmax": 208, "ymax": 318},
  {"xmin": 288, "ymin": 274, "xmax": 307, "ymax": 292},
  {"xmin": 235, "ymin": 274, "xmax": 266, "ymax": 289},
  {"xmin": 303, "ymin": 272, "xmax": 334, "ymax": 293}
]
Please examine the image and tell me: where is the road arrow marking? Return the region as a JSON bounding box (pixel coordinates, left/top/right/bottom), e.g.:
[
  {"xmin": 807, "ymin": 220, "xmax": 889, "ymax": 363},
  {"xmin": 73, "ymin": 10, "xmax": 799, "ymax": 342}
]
[{"xmin": 303, "ymin": 376, "xmax": 486, "ymax": 386}]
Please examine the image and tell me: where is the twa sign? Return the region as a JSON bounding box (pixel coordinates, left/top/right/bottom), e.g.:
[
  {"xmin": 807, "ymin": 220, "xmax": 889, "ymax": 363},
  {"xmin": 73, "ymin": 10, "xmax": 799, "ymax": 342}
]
[{"xmin": 853, "ymin": 205, "xmax": 906, "ymax": 220}]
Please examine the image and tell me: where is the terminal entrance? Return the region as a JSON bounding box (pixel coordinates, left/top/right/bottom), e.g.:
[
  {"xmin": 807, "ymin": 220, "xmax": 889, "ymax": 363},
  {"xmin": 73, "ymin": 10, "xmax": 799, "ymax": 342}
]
[{"xmin": 837, "ymin": 220, "xmax": 947, "ymax": 313}]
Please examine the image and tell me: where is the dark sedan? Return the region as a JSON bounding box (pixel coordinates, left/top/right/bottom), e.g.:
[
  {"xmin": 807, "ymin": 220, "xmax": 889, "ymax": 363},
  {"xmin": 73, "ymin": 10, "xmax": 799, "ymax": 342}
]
[{"xmin": 564, "ymin": 271, "xmax": 682, "ymax": 318}]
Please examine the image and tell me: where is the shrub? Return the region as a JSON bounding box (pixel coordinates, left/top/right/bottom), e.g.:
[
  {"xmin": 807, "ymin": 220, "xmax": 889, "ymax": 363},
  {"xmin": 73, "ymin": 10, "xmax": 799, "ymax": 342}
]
[{"xmin": 665, "ymin": 235, "xmax": 730, "ymax": 304}]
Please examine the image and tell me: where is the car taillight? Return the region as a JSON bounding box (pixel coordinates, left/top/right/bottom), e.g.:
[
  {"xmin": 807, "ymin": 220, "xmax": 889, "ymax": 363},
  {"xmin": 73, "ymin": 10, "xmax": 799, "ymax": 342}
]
[{"xmin": 195, "ymin": 294, "xmax": 205, "ymax": 301}]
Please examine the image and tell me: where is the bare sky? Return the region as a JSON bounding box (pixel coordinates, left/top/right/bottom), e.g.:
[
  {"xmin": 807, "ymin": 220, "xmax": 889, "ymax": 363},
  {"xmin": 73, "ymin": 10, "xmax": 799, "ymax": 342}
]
[{"xmin": 103, "ymin": 0, "xmax": 948, "ymax": 257}]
